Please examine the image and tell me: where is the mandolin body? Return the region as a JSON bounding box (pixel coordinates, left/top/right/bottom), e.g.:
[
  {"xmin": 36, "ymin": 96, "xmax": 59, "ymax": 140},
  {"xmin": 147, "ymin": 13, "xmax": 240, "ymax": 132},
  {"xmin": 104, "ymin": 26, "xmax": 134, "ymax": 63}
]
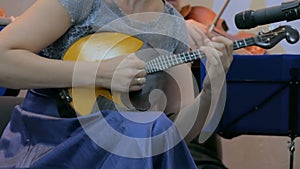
[{"xmin": 63, "ymin": 32, "xmax": 173, "ymax": 115}]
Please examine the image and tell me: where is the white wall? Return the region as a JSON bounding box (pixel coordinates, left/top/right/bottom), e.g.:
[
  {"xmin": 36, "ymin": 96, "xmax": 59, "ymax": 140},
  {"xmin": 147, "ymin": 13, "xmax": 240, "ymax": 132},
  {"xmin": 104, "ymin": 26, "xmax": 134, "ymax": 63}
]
[{"xmin": 0, "ymin": 0, "xmax": 35, "ymax": 16}]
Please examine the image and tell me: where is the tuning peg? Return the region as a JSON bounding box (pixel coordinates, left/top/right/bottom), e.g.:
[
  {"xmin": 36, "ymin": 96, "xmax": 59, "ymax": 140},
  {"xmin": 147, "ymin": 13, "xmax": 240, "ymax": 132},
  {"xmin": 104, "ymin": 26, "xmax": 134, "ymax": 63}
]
[
  {"xmin": 269, "ymin": 23, "xmax": 282, "ymax": 31},
  {"xmin": 258, "ymin": 31, "xmax": 263, "ymax": 35},
  {"xmin": 258, "ymin": 28, "xmax": 269, "ymax": 35}
]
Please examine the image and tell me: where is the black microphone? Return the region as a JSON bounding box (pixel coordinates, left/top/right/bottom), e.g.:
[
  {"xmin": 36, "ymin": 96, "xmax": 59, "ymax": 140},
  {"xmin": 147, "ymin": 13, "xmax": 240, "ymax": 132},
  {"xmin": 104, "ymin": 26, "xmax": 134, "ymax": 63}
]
[{"xmin": 235, "ymin": 0, "xmax": 300, "ymax": 29}]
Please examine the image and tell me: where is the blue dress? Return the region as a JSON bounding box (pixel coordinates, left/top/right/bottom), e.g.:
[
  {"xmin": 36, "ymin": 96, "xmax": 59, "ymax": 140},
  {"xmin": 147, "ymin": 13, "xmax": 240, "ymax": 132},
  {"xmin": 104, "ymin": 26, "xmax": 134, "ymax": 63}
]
[{"xmin": 0, "ymin": 0, "xmax": 197, "ymax": 168}]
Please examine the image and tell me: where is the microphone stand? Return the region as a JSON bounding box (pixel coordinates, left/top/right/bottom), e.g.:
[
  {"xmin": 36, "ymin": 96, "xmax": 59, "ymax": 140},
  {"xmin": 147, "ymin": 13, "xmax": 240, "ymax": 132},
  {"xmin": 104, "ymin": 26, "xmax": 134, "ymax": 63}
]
[{"xmin": 288, "ymin": 68, "xmax": 299, "ymax": 169}]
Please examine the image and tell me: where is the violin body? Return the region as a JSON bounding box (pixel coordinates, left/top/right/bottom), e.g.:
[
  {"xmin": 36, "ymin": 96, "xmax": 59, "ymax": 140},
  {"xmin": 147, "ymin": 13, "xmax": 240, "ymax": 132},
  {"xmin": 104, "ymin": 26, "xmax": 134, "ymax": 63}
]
[{"xmin": 182, "ymin": 5, "xmax": 229, "ymax": 33}]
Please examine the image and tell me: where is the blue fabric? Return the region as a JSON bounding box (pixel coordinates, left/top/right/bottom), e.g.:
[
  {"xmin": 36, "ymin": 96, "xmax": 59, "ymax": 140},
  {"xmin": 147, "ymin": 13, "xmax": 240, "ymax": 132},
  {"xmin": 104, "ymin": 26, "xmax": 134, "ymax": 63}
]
[
  {"xmin": 217, "ymin": 54, "xmax": 300, "ymax": 137},
  {"xmin": 0, "ymin": 90, "xmax": 197, "ymax": 169},
  {"xmin": 0, "ymin": 88, "xmax": 5, "ymax": 96}
]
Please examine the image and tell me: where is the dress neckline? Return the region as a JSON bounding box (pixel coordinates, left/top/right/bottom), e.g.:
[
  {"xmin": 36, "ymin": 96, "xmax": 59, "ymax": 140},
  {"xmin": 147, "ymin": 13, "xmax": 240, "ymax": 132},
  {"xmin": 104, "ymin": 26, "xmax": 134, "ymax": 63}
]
[
  {"xmin": 108, "ymin": 0, "xmax": 168, "ymax": 16},
  {"xmin": 105, "ymin": 0, "xmax": 172, "ymax": 28}
]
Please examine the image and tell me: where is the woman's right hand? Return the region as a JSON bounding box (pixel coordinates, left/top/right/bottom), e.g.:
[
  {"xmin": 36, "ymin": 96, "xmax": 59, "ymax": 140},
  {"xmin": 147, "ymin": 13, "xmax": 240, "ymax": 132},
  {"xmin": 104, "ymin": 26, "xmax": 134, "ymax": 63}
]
[{"xmin": 96, "ymin": 54, "xmax": 147, "ymax": 92}]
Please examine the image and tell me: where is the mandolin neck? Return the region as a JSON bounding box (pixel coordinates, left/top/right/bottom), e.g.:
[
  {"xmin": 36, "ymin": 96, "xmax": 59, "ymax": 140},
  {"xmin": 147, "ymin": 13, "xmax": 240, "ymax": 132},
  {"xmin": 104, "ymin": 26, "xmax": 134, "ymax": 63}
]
[
  {"xmin": 233, "ymin": 37, "xmax": 256, "ymax": 50},
  {"xmin": 145, "ymin": 36, "xmax": 256, "ymax": 74},
  {"xmin": 145, "ymin": 49, "xmax": 206, "ymax": 74}
]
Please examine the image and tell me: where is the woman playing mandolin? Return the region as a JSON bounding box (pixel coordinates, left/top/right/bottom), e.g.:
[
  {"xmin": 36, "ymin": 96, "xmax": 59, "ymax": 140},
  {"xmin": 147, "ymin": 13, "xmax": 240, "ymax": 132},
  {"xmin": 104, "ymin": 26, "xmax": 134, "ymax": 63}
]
[{"xmin": 0, "ymin": 0, "xmax": 232, "ymax": 168}]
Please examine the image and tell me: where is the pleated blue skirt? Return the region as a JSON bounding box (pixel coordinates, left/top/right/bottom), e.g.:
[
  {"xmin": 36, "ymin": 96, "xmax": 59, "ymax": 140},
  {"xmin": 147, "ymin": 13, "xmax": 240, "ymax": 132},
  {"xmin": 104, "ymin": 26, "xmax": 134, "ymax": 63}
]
[{"xmin": 0, "ymin": 90, "xmax": 197, "ymax": 169}]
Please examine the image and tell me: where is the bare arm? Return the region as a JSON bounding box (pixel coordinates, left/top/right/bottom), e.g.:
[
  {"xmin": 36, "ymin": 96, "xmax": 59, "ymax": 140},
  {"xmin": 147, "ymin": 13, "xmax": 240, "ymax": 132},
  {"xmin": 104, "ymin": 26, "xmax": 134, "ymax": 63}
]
[
  {"xmin": 0, "ymin": 0, "xmax": 81, "ymax": 89},
  {"xmin": 169, "ymin": 36, "xmax": 233, "ymax": 143},
  {"xmin": 0, "ymin": 0, "xmax": 146, "ymax": 91}
]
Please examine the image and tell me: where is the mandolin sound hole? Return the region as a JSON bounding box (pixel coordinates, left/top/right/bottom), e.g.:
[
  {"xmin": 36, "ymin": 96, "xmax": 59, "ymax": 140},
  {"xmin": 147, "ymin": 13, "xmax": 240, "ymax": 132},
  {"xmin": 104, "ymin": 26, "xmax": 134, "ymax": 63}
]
[{"xmin": 126, "ymin": 71, "xmax": 182, "ymax": 114}]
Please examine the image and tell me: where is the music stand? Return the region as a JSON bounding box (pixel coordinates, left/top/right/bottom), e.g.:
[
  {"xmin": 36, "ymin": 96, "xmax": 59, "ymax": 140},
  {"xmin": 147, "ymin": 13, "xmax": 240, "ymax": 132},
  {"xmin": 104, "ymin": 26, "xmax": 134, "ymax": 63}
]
[{"xmin": 214, "ymin": 54, "xmax": 300, "ymax": 169}]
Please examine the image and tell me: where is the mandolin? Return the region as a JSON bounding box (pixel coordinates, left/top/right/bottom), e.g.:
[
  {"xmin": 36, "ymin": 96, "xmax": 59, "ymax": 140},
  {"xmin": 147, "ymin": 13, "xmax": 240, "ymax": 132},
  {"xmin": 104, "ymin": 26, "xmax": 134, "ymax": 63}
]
[{"xmin": 63, "ymin": 25, "xmax": 299, "ymax": 116}]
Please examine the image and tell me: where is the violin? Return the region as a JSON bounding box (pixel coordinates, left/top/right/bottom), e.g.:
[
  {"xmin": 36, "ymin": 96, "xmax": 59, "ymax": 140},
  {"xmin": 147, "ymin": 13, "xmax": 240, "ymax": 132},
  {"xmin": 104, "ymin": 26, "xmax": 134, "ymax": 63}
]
[
  {"xmin": 181, "ymin": 5, "xmax": 229, "ymax": 33},
  {"xmin": 180, "ymin": 5, "xmax": 266, "ymax": 55}
]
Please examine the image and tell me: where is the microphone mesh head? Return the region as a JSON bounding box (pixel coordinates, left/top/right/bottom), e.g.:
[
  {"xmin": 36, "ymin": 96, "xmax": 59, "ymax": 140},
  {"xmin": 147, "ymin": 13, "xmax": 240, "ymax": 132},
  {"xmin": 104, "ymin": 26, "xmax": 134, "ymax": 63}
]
[{"xmin": 235, "ymin": 10, "xmax": 256, "ymax": 29}]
